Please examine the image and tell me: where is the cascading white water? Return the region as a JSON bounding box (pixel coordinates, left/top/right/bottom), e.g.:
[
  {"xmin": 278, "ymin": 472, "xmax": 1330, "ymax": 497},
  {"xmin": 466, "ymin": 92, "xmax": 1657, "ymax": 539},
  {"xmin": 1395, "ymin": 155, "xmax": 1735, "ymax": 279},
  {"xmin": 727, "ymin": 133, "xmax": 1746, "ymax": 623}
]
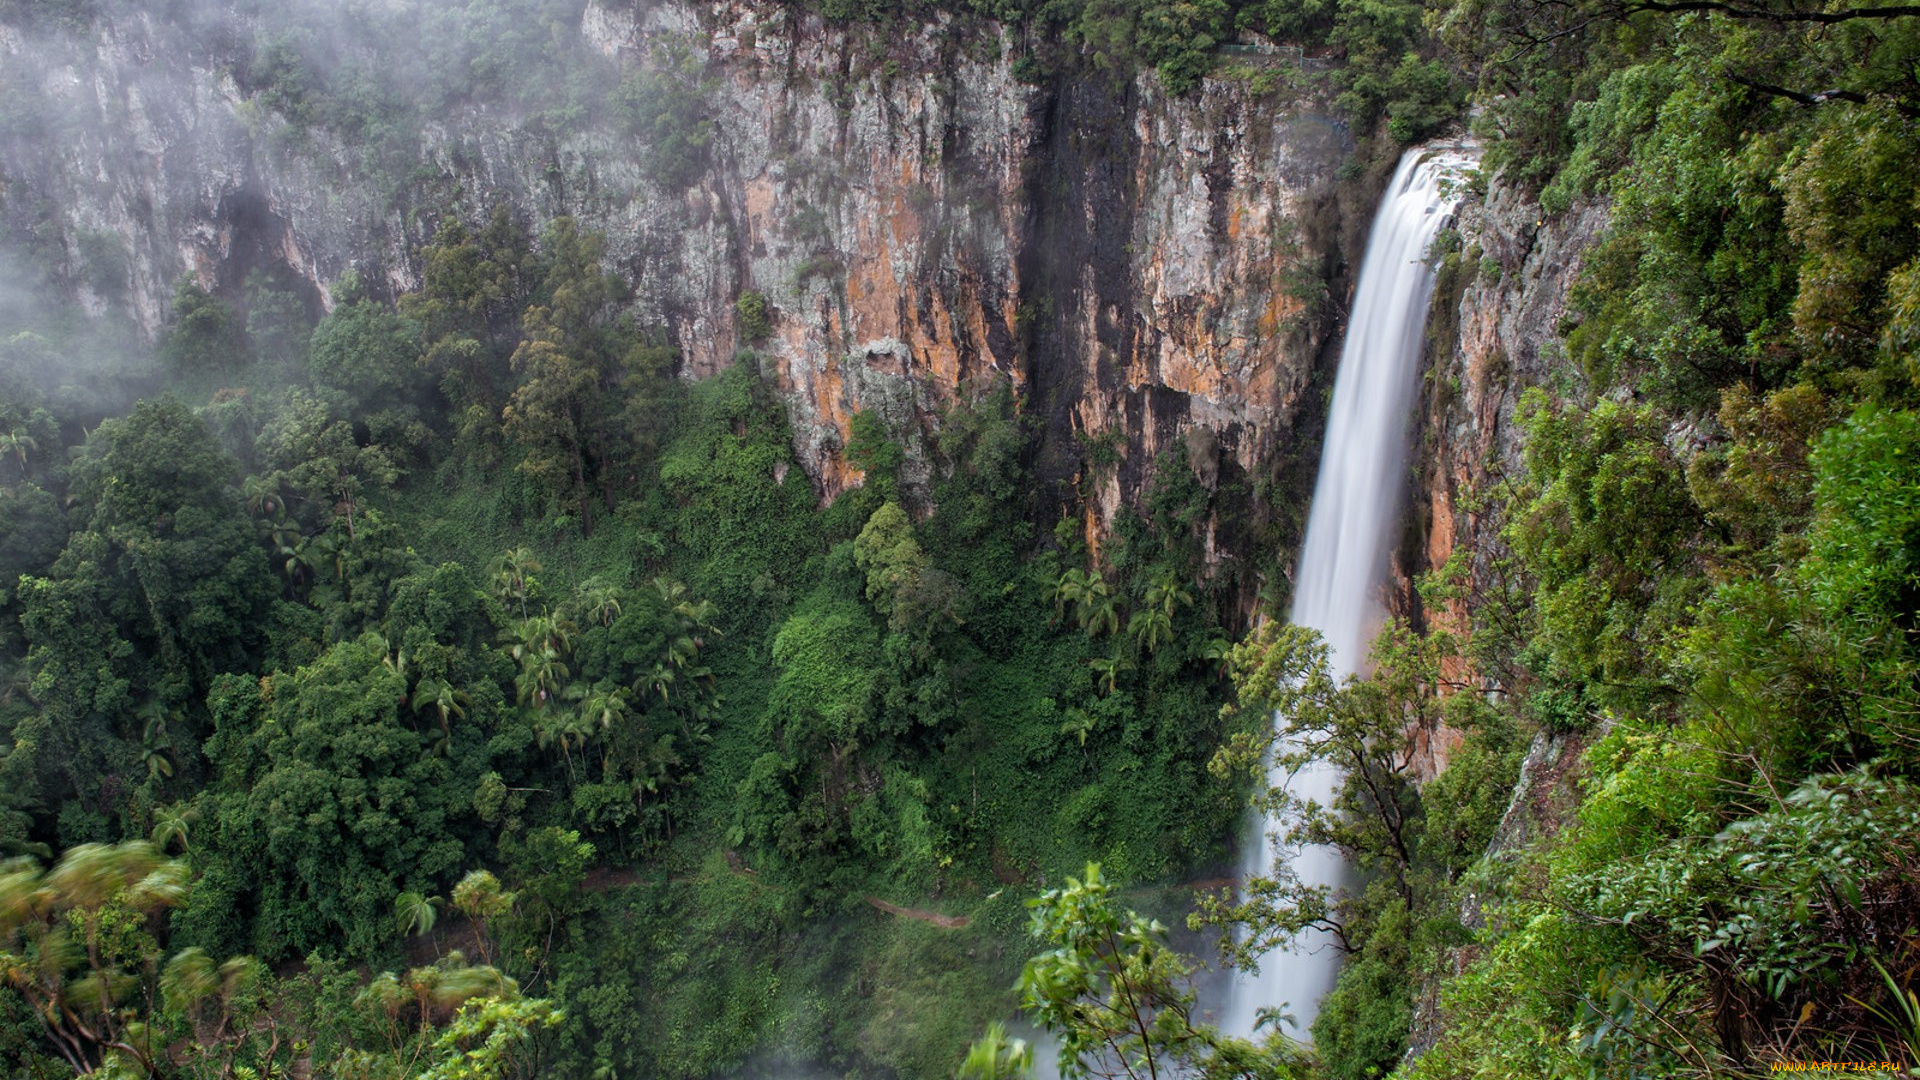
[{"xmin": 1222, "ymin": 146, "xmax": 1473, "ymax": 1041}]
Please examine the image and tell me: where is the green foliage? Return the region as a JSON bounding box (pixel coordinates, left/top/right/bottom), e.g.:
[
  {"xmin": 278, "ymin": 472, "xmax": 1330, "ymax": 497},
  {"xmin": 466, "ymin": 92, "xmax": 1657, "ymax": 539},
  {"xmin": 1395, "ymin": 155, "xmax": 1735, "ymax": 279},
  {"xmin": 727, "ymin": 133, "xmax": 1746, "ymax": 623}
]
[
  {"xmin": 310, "ymin": 295, "xmax": 427, "ymax": 416},
  {"xmin": 205, "ymin": 635, "xmax": 472, "ymax": 961},
  {"xmin": 0, "ymin": 841, "xmax": 187, "ymax": 1074},
  {"xmin": 1312, "ymin": 953, "xmax": 1411, "ymax": 1080},
  {"xmin": 8, "ymin": 399, "xmax": 271, "ymax": 840},
  {"xmin": 1505, "ymin": 390, "xmax": 1704, "ymax": 709},
  {"xmin": 160, "ymin": 280, "xmax": 248, "ymax": 384},
  {"xmin": 412, "ymin": 995, "xmax": 563, "ymax": 1080},
  {"xmin": 846, "ymin": 410, "xmax": 906, "ymax": 494},
  {"xmin": 960, "ymin": 1021, "xmax": 1034, "ymax": 1080},
  {"xmin": 735, "ymin": 291, "xmax": 771, "ymax": 343},
  {"xmin": 1019, "ymin": 863, "xmax": 1216, "ymax": 1076},
  {"xmin": 0, "ymin": 210, "xmax": 1256, "ymax": 1080},
  {"xmin": 1801, "ymin": 404, "xmax": 1920, "ymax": 629},
  {"xmin": 1401, "ymin": 8, "xmax": 1920, "ymax": 1063},
  {"xmin": 767, "ymin": 598, "xmax": 883, "ymax": 753},
  {"xmin": 988, "ymin": 863, "xmax": 1305, "ymax": 1080},
  {"xmin": 260, "ymin": 391, "xmax": 403, "ymax": 540},
  {"xmin": 614, "ymin": 43, "xmax": 715, "ymax": 191}
]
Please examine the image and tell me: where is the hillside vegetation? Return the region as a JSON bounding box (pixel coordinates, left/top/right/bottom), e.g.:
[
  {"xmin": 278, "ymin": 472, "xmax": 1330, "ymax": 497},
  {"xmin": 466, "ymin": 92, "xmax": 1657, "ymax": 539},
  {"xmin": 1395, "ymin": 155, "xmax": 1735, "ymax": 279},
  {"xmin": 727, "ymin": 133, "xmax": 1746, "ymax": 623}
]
[{"xmin": 0, "ymin": 0, "xmax": 1917, "ymax": 1077}]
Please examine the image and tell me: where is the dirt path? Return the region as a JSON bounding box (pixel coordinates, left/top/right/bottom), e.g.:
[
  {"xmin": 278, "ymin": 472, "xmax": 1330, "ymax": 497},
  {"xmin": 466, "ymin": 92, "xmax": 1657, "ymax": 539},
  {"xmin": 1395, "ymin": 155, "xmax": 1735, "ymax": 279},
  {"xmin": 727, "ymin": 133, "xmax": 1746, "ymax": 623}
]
[{"xmin": 866, "ymin": 897, "xmax": 971, "ymax": 929}]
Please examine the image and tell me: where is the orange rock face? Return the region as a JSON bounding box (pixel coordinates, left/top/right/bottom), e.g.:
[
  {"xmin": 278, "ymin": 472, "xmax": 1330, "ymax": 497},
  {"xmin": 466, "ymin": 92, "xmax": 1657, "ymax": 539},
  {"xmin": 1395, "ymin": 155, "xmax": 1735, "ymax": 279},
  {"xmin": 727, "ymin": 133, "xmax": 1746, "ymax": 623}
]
[
  {"xmin": 611, "ymin": 5, "xmax": 1358, "ymax": 542},
  {"xmin": 1397, "ymin": 175, "xmax": 1610, "ymax": 778},
  {"xmin": 12, "ymin": 0, "xmax": 1352, "ymax": 556}
]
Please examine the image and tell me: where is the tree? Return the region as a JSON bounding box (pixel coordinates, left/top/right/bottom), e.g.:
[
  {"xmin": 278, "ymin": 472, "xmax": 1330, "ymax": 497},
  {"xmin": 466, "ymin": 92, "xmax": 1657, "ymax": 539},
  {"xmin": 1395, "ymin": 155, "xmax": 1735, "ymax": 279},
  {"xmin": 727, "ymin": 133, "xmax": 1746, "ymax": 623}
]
[
  {"xmin": 575, "ymin": 686, "xmax": 631, "ymax": 737},
  {"xmin": 160, "ymin": 279, "xmax": 248, "ymax": 381},
  {"xmin": 532, "ymin": 706, "xmax": 593, "ymax": 780},
  {"xmin": 413, "ymin": 994, "xmax": 562, "ymax": 1080},
  {"xmin": 488, "ymin": 548, "xmax": 542, "ymax": 618},
  {"xmin": 1088, "ymin": 655, "xmax": 1134, "ymax": 695},
  {"xmin": 1050, "ymin": 567, "xmax": 1123, "ymax": 636},
  {"xmin": 208, "ymin": 634, "xmax": 467, "ymax": 961},
  {"xmin": 259, "ymin": 391, "xmax": 402, "ymax": 539},
  {"xmin": 352, "ymin": 955, "xmax": 530, "ymax": 1075},
  {"xmin": 961, "ymin": 1022, "xmax": 1034, "ymax": 1080},
  {"xmin": 503, "ymin": 308, "xmax": 600, "ymax": 533},
  {"xmin": 397, "ymin": 890, "xmax": 443, "ymax": 938},
  {"xmin": 1083, "ymin": 579, "xmax": 1123, "ymax": 638},
  {"xmin": 0, "ymin": 427, "xmax": 37, "ymax": 480},
  {"xmin": 412, "ymin": 677, "xmax": 471, "ymax": 756},
  {"xmin": 450, "ymin": 870, "xmax": 515, "ymax": 965},
  {"xmin": 500, "ymin": 218, "xmax": 638, "ymax": 536},
  {"xmin": 1050, "ymin": 568, "xmax": 1093, "ymax": 626},
  {"xmin": 507, "ymin": 613, "xmax": 575, "ymax": 709},
  {"xmin": 0, "ymin": 841, "xmax": 188, "ymax": 1074},
  {"xmin": 309, "ymin": 289, "xmax": 426, "ymax": 415},
  {"xmin": 160, "ymin": 947, "xmax": 277, "ymax": 1078},
  {"xmin": 570, "ymin": 577, "xmax": 624, "ymax": 628},
  {"xmin": 982, "ymin": 863, "xmax": 1301, "ymax": 1080},
  {"xmin": 12, "ymin": 399, "xmax": 272, "ymax": 836},
  {"xmin": 1127, "ymin": 607, "xmax": 1175, "ymax": 654},
  {"xmin": 854, "ymin": 501, "xmax": 930, "ymax": 628}
]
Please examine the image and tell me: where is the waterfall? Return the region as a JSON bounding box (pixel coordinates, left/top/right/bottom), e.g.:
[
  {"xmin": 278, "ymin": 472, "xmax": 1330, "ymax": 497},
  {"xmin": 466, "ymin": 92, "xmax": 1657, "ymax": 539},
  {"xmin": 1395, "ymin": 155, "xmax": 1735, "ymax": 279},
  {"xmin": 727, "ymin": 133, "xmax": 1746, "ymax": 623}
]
[{"xmin": 1221, "ymin": 146, "xmax": 1472, "ymax": 1041}]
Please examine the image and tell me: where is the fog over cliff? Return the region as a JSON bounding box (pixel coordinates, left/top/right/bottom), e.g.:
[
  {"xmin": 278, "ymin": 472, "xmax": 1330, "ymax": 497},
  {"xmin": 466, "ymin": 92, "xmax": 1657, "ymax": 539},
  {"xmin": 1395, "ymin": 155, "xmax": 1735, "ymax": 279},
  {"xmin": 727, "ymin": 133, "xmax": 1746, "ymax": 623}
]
[{"xmin": 2, "ymin": 0, "xmax": 1377, "ymax": 558}]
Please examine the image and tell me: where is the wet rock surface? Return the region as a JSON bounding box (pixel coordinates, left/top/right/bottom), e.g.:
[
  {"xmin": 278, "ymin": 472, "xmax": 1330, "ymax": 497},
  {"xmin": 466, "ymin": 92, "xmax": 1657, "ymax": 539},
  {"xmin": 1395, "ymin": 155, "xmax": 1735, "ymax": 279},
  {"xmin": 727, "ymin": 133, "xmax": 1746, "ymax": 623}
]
[{"xmin": 0, "ymin": 1, "xmax": 1356, "ymax": 537}]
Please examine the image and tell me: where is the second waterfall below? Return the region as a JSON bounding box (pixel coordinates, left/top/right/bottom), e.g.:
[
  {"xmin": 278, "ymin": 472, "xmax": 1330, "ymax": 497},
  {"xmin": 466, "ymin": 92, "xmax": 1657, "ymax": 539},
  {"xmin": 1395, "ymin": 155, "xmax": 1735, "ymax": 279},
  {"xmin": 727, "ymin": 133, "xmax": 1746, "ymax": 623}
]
[{"xmin": 1221, "ymin": 146, "xmax": 1473, "ymax": 1041}]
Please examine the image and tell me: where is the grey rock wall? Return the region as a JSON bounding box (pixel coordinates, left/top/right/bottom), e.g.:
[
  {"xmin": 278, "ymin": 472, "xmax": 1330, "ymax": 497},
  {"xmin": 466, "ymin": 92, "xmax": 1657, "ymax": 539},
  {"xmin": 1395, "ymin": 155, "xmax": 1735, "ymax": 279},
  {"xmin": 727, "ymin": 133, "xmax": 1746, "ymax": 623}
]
[{"xmin": 0, "ymin": 0, "xmax": 1357, "ymax": 547}]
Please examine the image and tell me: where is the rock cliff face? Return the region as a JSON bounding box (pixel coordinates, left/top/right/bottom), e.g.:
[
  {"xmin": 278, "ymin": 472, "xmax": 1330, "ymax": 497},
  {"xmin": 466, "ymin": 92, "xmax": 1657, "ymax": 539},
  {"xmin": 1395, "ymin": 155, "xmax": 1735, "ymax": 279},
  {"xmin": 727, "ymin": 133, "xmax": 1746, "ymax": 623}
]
[
  {"xmin": 0, "ymin": 0, "xmax": 1359, "ymax": 550},
  {"xmin": 1396, "ymin": 173, "xmax": 1607, "ymax": 766}
]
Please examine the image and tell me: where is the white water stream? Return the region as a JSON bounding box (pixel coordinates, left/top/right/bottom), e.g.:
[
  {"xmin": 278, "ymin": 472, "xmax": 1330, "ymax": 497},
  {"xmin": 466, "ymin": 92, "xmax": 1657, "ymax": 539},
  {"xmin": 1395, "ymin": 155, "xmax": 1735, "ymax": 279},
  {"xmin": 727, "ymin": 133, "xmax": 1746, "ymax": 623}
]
[{"xmin": 1221, "ymin": 146, "xmax": 1473, "ymax": 1041}]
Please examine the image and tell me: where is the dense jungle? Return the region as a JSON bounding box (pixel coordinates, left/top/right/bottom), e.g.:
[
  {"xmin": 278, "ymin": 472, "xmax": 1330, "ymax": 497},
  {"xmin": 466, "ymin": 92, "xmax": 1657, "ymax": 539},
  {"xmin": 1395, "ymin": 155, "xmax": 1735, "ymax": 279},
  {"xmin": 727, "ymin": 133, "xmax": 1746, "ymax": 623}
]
[{"xmin": 0, "ymin": 0, "xmax": 1915, "ymax": 1077}]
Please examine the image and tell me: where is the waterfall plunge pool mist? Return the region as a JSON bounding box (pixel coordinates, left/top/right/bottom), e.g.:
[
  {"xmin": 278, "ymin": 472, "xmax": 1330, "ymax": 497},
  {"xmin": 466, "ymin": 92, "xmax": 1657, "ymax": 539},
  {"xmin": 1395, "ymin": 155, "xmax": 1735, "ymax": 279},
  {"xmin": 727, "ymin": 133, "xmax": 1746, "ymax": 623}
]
[{"xmin": 1218, "ymin": 145, "xmax": 1475, "ymax": 1043}]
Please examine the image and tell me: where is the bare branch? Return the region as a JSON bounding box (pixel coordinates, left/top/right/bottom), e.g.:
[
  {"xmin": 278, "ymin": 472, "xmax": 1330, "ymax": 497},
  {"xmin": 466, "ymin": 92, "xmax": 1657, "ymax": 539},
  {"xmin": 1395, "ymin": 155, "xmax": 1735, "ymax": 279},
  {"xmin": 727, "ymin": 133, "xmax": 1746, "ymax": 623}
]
[{"xmin": 1621, "ymin": 0, "xmax": 1920, "ymax": 21}]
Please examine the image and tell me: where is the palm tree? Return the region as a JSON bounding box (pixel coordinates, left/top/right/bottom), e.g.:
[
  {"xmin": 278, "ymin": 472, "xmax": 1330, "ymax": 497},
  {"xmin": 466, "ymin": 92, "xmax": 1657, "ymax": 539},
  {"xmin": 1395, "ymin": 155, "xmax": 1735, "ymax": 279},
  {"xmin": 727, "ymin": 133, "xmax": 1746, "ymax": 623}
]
[
  {"xmin": 150, "ymin": 808, "xmax": 191, "ymax": 853},
  {"xmin": 1197, "ymin": 635, "xmax": 1233, "ymax": 675},
  {"xmin": 394, "ymin": 890, "xmax": 441, "ymax": 938},
  {"xmin": 263, "ymin": 518, "xmax": 305, "ymax": 583},
  {"xmin": 533, "ymin": 704, "xmax": 593, "ymax": 778},
  {"xmin": 0, "ymin": 842, "xmax": 190, "ymax": 1074},
  {"xmin": 651, "ymin": 576, "xmax": 692, "ymax": 610},
  {"xmin": 578, "ymin": 686, "xmax": 632, "ymax": 735},
  {"xmin": 0, "ymin": 428, "xmax": 37, "ymax": 480},
  {"xmin": 661, "ymin": 629, "xmax": 699, "ymax": 672},
  {"xmin": 1144, "ymin": 571, "xmax": 1193, "ymax": 619},
  {"xmin": 1060, "ymin": 708, "xmax": 1097, "ymax": 746},
  {"xmin": 161, "ymin": 947, "xmax": 260, "ymax": 1026},
  {"xmin": 137, "ymin": 701, "xmax": 178, "ymax": 781},
  {"xmin": 355, "ymin": 970, "xmax": 411, "ymax": 1049},
  {"xmin": 515, "ymin": 650, "xmax": 571, "ymax": 709},
  {"xmin": 298, "ymin": 530, "xmax": 351, "ymax": 605},
  {"xmin": 450, "ymin": 870, "xmax": 516, "ymax": 965},
  {"xmin": 44, "ymin": 841, "xmax": 188, "ymax": 911},
  {"xmin": 380, "ymin": 638, "xmax": 411, "ymax": 682},
  {"xmin": 509, "ymin": 613, "xmax": 576, "ymax": 708},
  {"xmin": 640, "ymin": 661, "xmax": 676, "ymax": 702},
  {"xmin": 1088, "ymin": 655, "xmax": 1133, "ymax": 695},
  {"xmin": 1048, "ymin": 568, "xmax": 1092, "ymax": 626},
  {"xmin": 573, "ymin": 577, "xmax": 625, "ymax": 628},
  {"xmin": 241, "ymin": 475, "xmax": 284, "ymax": 520},
  {"xmin": 509, "ymin": 612, "xmax": 575, "ymax": 666},
  {"xmin": 1128, "ymin": 606, "xmax": 1174, "ymax": 654},
  {"xmin": 489, "ymin": 547, "xmax": 542, "ymax": 617},
  {"xmin": 962, "ymin": 1021, "xmax": 1033, "ymax": 1080},
  {"xmin": 399, "ymin": 958, "xmax": 510, "ymax": 1028},
  {"xmin": 1082, "ymin": 577, "xmax": 1122, "ymax": 638},
  {"xmin": 411, "ymin": 677, "xmax": 470, "ymax": 755},
  {"xmin": 654, "ymin": 577, "xmax": 719, "ymax": 643}
]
